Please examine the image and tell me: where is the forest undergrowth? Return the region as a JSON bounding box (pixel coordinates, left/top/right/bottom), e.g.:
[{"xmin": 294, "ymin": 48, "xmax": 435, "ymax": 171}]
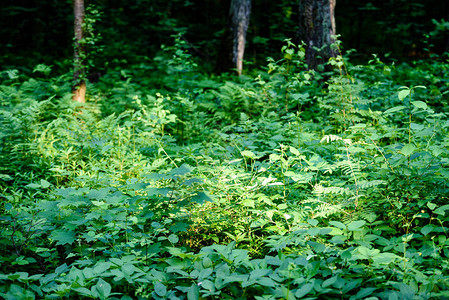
[{"xmin": 1, "ymin": 42, "xmax": 449, "ymax": 299}]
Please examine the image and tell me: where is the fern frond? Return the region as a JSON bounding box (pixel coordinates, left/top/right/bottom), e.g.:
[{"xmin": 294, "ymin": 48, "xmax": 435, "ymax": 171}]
[{"xmin": 358, "ymin": 180, "xmax": 386, "ymax": 190}]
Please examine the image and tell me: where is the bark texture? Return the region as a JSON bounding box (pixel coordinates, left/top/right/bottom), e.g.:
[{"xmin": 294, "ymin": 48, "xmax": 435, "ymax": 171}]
[
  {"xmin": 298, "ymin": 0, "xmax": 336, "ymax": 70},
  {"xmin": 230, "ymin": 0, "xmax": 251, "ymax": 75},
  {"xmin": 73, "ymin": 0, "xmax": 86, "ymax": 103}
]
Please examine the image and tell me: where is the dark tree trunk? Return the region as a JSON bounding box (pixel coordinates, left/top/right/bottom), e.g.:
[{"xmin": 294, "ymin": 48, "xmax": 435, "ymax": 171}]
[
  {"xmin": 73, "ymin": 0, "xmax": 86, "ymax": 103},
  {"xmin": 217, "ymin": 0, "xmax": 251, "ymax": 75},
  {"xmin": 446, "ymin": 11, "xmax": 449, "ymax": 53},
  {"xmin": 298, "ymin": 0, "xmax": 336, "ymax": 70}
]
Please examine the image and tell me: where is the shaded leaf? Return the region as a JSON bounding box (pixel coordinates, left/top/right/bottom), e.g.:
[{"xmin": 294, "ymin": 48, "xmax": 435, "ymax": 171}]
[
  {"xmin": 295, "ymin": 283, "xmax": 314, "ymax": 298},
  {"xmin": 51, "ymin": 230, "xmax": 76, "ymax": 246},
  {"xmin": 154, "ymin": 282, "xmax": 167, "ymax": 297},
  {"xmin": 95, "ymin": 278, "xmax": 111, "ymax": 299}
]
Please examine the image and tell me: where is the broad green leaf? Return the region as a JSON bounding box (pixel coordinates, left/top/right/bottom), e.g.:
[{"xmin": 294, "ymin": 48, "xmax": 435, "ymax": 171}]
[
  {"xmin": 86, "ymin": 188, "xmax": 110, "ymax": 200},
  {"xmin": 191, "ymin": 192, "xmax": 212, "ymax": 204},
  {"xmin": 411, "ymin": 100, "xmax": 427, "ymax": 110},
  {"xmin": 154, "ymin": 282, "xmax": 167, "ymax": 297},
  {"xmin": 384, "ymin": 105, "xmax": 406, "ymax": 115},
  {"xmin": 398, "ymin": 89, "xmax": 410, "ymax": 101},
  {"xmin": 269, "ymin": 153, "xmax": 281, "ymax": 162},
  {"xmin": 308, "ymin": 241, "xmax": 326, "ymax": 253},
  {"xmin": 109, "ymin": 258, "xmax": 123, "ymax": 266},
  {"xmin": 51, "ymin": 230, "xmax": 76, "ymax": 246},
  {"xmin": 410, "ymin": 123, "xmax": 425, "ymax": 131},
  {"xmin": 199, "ymin": 268, "xmax": 213, "ymax": 280},
  {"xmin": 83, "ymin": 268, "xmax": 94, "ymax": 280},
  {"xmin": 73, "ymin": 287, "xmax": 92, "ymax": 296},
  {"xmin": 322, "ymin": 276, "xmax": 337, "ymax": 288},
  {"xmin": 10, "ymin": 272, "xmax": 29, "ymax": 280},
  {"xmin": 355, "ymin": 287, "xmax": 377, "ymax": 299},
  {"xmin": 434, "ymin": 204, "xmax": 449, "ymax": 216},
  {"xmin": 278, "ymin": 203, "xmax": 287, "ymax": 210},
  {"xmin": 91, "ymin": 200, "xmax": 106, "ymax": 207},
  {"xmin": 168, "ymin": 234, "xmax": 179, "ymax": 244},
  {"xmin": 347, "ymin": 220, "xmax": 366, "ymax": 231},
  {"xmin": 122, "ymin": 264, "xmax": 136, "ymax": 275},
  {"xmin": 284, "ymin": 171, "xmax": 314, "ymax": 183},
  {"xmin": 94, "ymin": 262, "xmax": 111, "ymax": 275},
  {"xmin": 110, "ymin": 269, "xmax": 124, "ymax": 281},
  {"xmin": 95, "ymin": 278, "xmax": 111, "ymax": 299},
  {"xmin": 307, "ymin": 228, "xmax": 321, "ymax": 236},
  {"xmin": 328, "ymin": 227, "xmax": 344, "ymax": 235},
  {"xmin": 342, "ymin": 279, "xmax": 362, "ymax": 293},
  {"xmin": 427, "ymin": 202, "xmax": 437, "ymax": 210},
  {"xmin": 170, "ymin": 222, "xmax": 190, "ymax": 233},
  {"xmin": 281, "ymin": 287, "xmax": 296, "ymax": 300},
  {"xmin": 399, "ymin": 283, "xmax": 416, "ymax": 298},
  {"xmin": 187, "ymin": 284, "xmax": 199, "ymax": 300},
  {"xmin": 420, "ymin": 224, "xmax": 434, "ymax": 236},
  {"xmin": 55, "ymin": 263, "xmax": 69, "ymax": 275},
  {"xmin": 356, "ymin": 246, "xmax": 380, "ymax": 259},
  {"xmin": 169, "ymin": 164, "xmax": 193, "ymax": 176},
  {"xmin": 329, "ymin": 221, "xmax": 346, "ymax": 230},
  {"xmin": 25, "ymin": 183, "xmax": 42, "ymax": 189},
  {"xmin": 256, "ymin": 277, "xmax": 276, "ymax": 287},
  {"xmin": 199, "ymin": 279, "xmax": 214, "ymax": 292},
  {"xmin": 40, "ymin": 179, "xmax": 51, "ymax": 188},
  {"xmin": 372, "ymin": 253, "xmax": 400, "ymax": 265},
  {"xmin": 241, "ymin": 150, "xmax": 257, "ymax": 159},
  {"xmin": 295, "ymin": 283, "xmax": 313, "ymax": 298},
  {"xmin": 202, "ymin": 257, "xmax": 213, "ymax": 268},
  {"xmin": 289, "ymin": 146, "xmax": 300, "ymax": 156},
  {"xmin": 249, "ymin": 269, "xmax": 270, "ymax": 280},
  {"xmin": 7, "ymin": 274, "xmax": 21, "ymax": 280},
  {"xmin": 308, "ymin": 218, "xmax": 318, "ymax": 226},
  {"xmin": 341, "ymin": 250, "xmax": 352, "ymax": 259},
  {"xmin": 400, "ymin": 144, "xmax": 416, "ymax": 156}
]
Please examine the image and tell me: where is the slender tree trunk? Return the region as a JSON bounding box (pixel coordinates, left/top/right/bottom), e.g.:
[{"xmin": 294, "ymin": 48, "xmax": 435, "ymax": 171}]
[
  {"xmin": 230, "ymin": 0, "xmax": 251, "ymax": 75},
  {"xmin": 298, "ymin": 0, "xmax": 337, "ymax": 70},
  {"xmin": 73, "ymin": 0, "xmax": 86, "ymax": 103}
]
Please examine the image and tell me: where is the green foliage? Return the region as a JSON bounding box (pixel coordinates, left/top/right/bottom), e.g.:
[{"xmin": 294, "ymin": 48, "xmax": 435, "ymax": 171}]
[{"xmin": 1, "ymin": 42, "xmax": 449, "ymax": 298}]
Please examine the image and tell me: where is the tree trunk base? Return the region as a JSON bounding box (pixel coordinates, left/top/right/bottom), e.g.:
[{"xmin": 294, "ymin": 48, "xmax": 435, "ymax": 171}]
[{"xmin": 72, "ymin": 81, "xmax": 86, "ymax": 103}]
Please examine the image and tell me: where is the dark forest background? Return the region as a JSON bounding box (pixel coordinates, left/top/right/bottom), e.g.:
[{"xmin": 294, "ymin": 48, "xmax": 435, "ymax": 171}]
[{"xmin": 2, "ymin": 0, "xmax": 449, "ymax": 73}]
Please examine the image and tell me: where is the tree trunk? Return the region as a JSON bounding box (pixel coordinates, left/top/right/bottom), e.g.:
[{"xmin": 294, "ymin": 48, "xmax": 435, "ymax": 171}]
[
  {"xmin": 73, "ymin": 0, "xmax": 86, "ymax": 103},
  {"xmin": 298, "ymin": 0, "xmax": 337, "ymax": 70},
  {"xmin": 230, "ymin": 0, "xmax": 251, "ymax": 75}
]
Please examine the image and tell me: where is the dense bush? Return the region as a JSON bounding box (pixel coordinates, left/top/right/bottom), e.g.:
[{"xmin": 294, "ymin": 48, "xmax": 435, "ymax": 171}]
[{"xmin": 1, "ymin": 43, "xmax": 449, "ymax": 299}]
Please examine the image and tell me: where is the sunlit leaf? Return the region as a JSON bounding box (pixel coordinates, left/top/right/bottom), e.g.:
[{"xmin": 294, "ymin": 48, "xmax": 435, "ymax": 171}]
[
  {"xmin": 400, "ymin": 144, "xmax": 416, "ymax": 156},
  {"xmin": 384, "ymin": 105, "xmax": 406, "ymax": 114},
  {"xmin": 398, "ymin": 88, "xmax": 410, "ymax": 101},
  {"xmin": 411, "ymin": 100, "xmax": 427, "ymax": 109}
]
